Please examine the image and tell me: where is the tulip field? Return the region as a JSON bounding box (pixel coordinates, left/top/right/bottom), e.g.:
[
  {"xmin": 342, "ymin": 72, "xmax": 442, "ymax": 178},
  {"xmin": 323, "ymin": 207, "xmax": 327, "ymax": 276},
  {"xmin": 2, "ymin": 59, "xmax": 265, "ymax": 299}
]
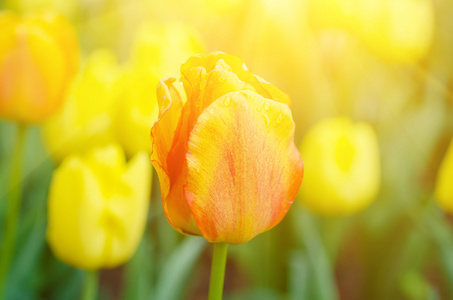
[{"xmin": 1, "ymin": 0, "xmax": 453, "ymax": 299}]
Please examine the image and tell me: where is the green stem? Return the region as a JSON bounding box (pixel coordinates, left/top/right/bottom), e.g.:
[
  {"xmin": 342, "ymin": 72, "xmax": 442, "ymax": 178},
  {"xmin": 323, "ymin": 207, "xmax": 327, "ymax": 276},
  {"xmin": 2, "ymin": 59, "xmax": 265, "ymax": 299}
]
[
  {"xmin": 208, "ymin": 243, "xmax": 228, "ymax": 300},
  {"xmin": 81, "ymin": 270, "xmax": 99, "ymax": 300},
  {"xmin": 0, "ymin": 125, "xmax": 27, "ymax": 300}
]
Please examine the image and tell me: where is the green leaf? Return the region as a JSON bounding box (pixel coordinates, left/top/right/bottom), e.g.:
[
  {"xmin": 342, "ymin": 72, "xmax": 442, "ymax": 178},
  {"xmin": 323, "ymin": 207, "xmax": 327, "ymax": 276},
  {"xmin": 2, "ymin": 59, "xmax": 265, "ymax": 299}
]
[
  {"xmin": 292, "ymin": 207, "xmax": 338, "ymax": 300},
  {"xmin": 153, "ymin": 237, "xmax": 206, "ymax": 300},
  {"xmin": 423, "ymin": 208, "xmax": 453, "ymax": 298},
  {"xmin": 122, "ymin": 231, "xmax": 155, "ymax": 300},
  {"xmin": 225, "ymin": 287, "xmax": 282, "ymax": 300},
  {"xmin": 288, "ymin": 250, "xmax": 310, "ymax": 300}
]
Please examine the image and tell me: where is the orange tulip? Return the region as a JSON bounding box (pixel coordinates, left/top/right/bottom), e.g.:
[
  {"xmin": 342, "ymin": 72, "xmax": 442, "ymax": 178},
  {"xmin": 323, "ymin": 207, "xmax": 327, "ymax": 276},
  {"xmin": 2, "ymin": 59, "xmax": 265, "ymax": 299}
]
[
  {"xmin": 0, "ymin": 10, "xmax": 78, "ymax": 123},
  {"xmin": 151, "ymin": 52, "xmax": 304, "ymax": 244}
]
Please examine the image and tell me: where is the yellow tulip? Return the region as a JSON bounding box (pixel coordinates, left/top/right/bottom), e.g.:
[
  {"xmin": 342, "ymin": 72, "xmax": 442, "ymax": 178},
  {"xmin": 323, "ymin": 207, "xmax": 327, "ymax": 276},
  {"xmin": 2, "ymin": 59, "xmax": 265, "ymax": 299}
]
[
  {"xmin": 0, "ymin": 10, "xmax": 79, "ymax": 123},
  {"xmin": 435, "ymin": 139, "xmax": 453, "ymax": 213},
  {"xmin": 151, "ymin": 52, "xmax": 304, "ymax": 244},
  {"xmin": 307, "ymin": 0, "xmax": 434, "ymax": 64},
  {"xmin": 115, "ymin": 22, "xmax": 202, "ymax": 156},
  {"xmin": 299, "ymin": 117, "xmax": 380, "ymax": 216},
  {"xmin": 42, "ymin": 50, "xmax": 123, "ymax": 161},
  {"xmin": 129, "ymin": 21, "xmax": 204, "ymax": 78},
  {"xmin": 47, "ymin": 145, "xmax": 151, "ymax": 270},
  {"xmin": 356, "ymin": 0, "xmax": 434, "ymax": 63},
  {"xmin": 308, "ymin": 0, "xmax": 360, "ymax": 30}
]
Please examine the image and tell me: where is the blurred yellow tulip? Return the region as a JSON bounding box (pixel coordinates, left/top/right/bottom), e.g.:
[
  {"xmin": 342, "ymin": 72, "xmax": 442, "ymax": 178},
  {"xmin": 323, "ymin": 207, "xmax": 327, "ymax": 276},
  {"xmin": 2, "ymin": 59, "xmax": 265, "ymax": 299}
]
[
  {"xmin": 4, "ymin": 0, "xmax": 79, "ymax": 20},
  {"xmin": 308, "ymin": 0, "xmax": 434, "ymax": 64},
  {"xmin": 115, "ymin": 22, "xmax": 202, "ymax": 156},
  {"xmin": 299, "ymin": 117, "xmax": 380, "ymax": 216},
  {"xmin": 0, "ymin": 10, "xmax": 79, "ymax": 123},
  {"xmin": 42, "ymin": 49, "xmax": 123, "ymax": 161},
  {"xmin": 435, "ymin": 139, "xmax": 453, "ymax": 213},
  {"xmin": 356, "ymin": 0, "xmax": 434, "ymax": 63},
  {"xmin": 308, "ymin": 0, "xmax": 360, "ymax": 30},
  {"xmin": 47, "ymin": 144, "xmax": 151, "ymax": 270},
  {"xmin": 130, "ymin": 21, "xmax": 204, "ymax": 78},
  {"xmin": 114, "ymin": 69, "xmax": 160, "ymax": 157}
]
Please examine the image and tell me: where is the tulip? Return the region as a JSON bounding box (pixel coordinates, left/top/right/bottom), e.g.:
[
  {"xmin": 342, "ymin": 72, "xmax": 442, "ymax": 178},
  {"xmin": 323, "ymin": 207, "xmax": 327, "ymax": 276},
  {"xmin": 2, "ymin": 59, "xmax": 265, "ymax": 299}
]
[
  {"xmin": 130, "ymin": 21, "xmax": 204, "ymax": 79},
  {"xmin": 299, "ymin": 117, "xmax": 380, "ymax": 216},
  {"xmin": 47, "ymin": 145, "xmax": 151, "ymax": 270},
  {"xmin": 42, "ymin": 49, "xmax": 123, "ymax": 161},
  {"xmin": 115, "ymin": 22, "xmax": 203, "ymax": 156},
  {"xmin": 0, "ymin": 10, "xmax": 79, "ymax": 123},
  {"xmin": 356, "ymin": 0, "xmax": 434, "ymax": 64},
  {"xmin": 308, "ymin": 0, "xmax": 434, "ymax": 64},
  {"xmin": 151, "ymin": 52, "xmax": 304, "ymax": 245},
  {"xmin": 435, "ymin": 139, "xmax": 453, "ymax": 213}
]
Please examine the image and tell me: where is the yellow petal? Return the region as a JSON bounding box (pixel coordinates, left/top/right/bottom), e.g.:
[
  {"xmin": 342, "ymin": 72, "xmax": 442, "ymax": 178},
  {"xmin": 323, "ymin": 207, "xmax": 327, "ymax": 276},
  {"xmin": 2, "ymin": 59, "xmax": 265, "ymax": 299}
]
[
  {"xmin": 299, "ymin": 117, "xmax": 380, "ymax": 216},
  {"xmin": 184, "ymin": 90, "xmax": 303, "ymax": 244},
  {"xmin": 115, "ymin": 69, "xmax": 159, "ymax": 156},
  {"xmin": 42, "ymin": 49, "xmax": 122, "ymax": 160},
  {"xmin": 356, "ymin": 0, "xmax": 434, "ymax": 63},
  {"xmin": 47, "ymin": 145, "xmax": 151, "ymax": 270}
]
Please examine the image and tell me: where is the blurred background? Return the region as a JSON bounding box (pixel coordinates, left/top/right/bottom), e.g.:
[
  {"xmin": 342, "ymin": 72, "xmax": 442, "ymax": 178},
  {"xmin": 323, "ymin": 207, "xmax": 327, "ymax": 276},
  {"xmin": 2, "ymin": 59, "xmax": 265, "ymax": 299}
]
[{"xmin": 1, "ymin": 0, "xmax": 453, "ymax": 299}]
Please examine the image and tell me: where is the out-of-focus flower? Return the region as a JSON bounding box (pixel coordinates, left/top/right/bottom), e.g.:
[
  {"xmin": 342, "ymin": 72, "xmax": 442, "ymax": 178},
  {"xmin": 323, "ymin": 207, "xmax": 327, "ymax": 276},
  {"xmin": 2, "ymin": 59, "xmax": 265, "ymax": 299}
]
[
  {"xmin": 299, "ymin": 117, "xmax": 380, "ymax": 216},
  {"xmin": 151, "ymin": 52, "xmax": 304, "ymax": 244},
  {"xmin": 202, "ymin": 0, "xmax": 246, "ymax": 14},
  {"xmin": 435, "ymin": 139, "xmax": 453, "ymax": 213},
  {"xmin": 114, "ymin": 69, "xmax": 160, "ymax": 157},
  {"xmin": 4, "ymin": 0, "xmax": 79, "ymax": 20},
  {"xmin": 356, "ymin": 0, "xmax": 434, "ymax": 63},
  {"xmin": 42, "ymin": 49, "xmax": 123, "ymax": 161},
  {"xmin": 115, "ymin": 22, "xmax": 202, "ymax": 156},
  {"xmin": 308, "ymin": 0, "xmax": 359, "ymax": 30},
  {"xmin": 308, "ymin": 0, "xmax": 434, "ymax": 64},
  {"xmin": 0, "ymin": 10, "xmax": 79, "ymax": 123},
  {"xmin": 130, "ymin": 21, "xmax": 204, "ymax": 78},
  {"xmin": 47, "ymin": 145, "xmax": 151, "ymax": 270}
]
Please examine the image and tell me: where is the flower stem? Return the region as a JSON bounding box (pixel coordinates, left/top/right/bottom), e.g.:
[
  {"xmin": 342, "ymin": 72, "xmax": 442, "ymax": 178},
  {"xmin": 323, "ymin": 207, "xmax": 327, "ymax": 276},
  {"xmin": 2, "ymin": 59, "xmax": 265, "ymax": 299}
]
[
  {"xmin": 0, "ymin": 125, "xmax": 27, "ymax": 300},
  {"xmin": 208, "ymin": 243, "xmax": 228, "ymax": 300},
  {"xmin": 81, "ymin": 270, "xmax": 99, "ymax": 300}
]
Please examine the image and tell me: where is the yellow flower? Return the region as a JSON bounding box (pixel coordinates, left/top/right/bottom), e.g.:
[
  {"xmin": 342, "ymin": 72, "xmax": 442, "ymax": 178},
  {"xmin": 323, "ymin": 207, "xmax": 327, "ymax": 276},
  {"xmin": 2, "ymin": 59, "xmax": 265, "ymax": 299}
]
[
  {"xmin": 308, "ymin": 0, "xmax": 359, "ymax": 30},
  {"xmin": 299, "ymin": 117, "xmax": 380, "ymax": 216},
  {"xmin": 0, "ymin": 10, "xmax": 79, "ymax": 123},
  {"xmin": 42, "ymin": 50, "xmax": 123, "ymax": 161},
  {"xmin": 435, "ymin": 139, "xmax": 453, "ymax": 213},
  {"xmin": 47, "ymin": 145, "xmax": 151, "ymax": 270},
  {"xmin": 308, "ymin": 0, "xmax": 434, "ymax": 63},
  {"xmin": 115, "ymin": 22, "xmax": 202, "ymax": 156},
  {"xmin": 129, "ymin": 21, "xmax": 204, "ymax": 78},
  {"xmin": 356, "ymin": 0, "xmax": 434, "ymax": 63},
  {"xmin": 151, "ymin": 52, "xmax": 303, "ymax": 244}
]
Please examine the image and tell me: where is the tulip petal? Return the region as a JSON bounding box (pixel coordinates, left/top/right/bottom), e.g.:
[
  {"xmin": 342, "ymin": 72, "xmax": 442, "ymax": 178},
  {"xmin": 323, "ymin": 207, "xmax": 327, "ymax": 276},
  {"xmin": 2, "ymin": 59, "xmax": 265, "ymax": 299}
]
[
  {"xmin": 163, "ymin": 57, "xmax": 256, "ymax": 236},
  {"xmin": 184, "ymin": 90, "xmax": 303, "ymax": 244},
  {"xmin": 47, "ymin": 146, "xmax": 151, "ymax": 270},
  {"xmin": 181, "ymin": 52, "xmax": 291, "ymax": 106},
  {"xmin": 151, "ymin": 78, "xmax": 201, "ymax": 235},
  {"xmin": 156, "ymin": 53, "xmax": 294, "ymax": 237},
  {"xmin": 151, "ymin": 77, "xmax": 183, "ymax": 199}
]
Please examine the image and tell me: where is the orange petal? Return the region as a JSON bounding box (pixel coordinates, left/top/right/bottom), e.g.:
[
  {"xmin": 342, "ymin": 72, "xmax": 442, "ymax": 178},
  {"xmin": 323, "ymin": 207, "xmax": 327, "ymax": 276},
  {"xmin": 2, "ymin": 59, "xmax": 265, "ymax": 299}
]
[
  {"xmin": 184, "ymin": 90, "xmax": 303, "ymax": 244},
  {"xmin": 150, "ymin": 78, "xmax": 182, "ymax": 213},
  {"xmin": 163, "ymin": 55, "xmax": 256, "ymax": 236},
  {"xmin": 181, "ymin": 52, "xmax": 290, "ymax": 106},
  {"xmin": 151, "ymin": 77, "xmax": 200, "ymax": 235}
]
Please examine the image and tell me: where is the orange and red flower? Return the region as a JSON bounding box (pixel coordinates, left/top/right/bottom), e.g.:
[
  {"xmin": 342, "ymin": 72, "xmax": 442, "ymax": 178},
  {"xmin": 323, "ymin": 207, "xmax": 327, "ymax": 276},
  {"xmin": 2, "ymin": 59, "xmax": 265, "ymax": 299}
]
[
  {"xmin": 0, "ymin": 10, "xmax": 78, "ymax": 123},
  {"xmin": 150, "ymin": 52, "xmax": 303, "ymax": 244}
]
